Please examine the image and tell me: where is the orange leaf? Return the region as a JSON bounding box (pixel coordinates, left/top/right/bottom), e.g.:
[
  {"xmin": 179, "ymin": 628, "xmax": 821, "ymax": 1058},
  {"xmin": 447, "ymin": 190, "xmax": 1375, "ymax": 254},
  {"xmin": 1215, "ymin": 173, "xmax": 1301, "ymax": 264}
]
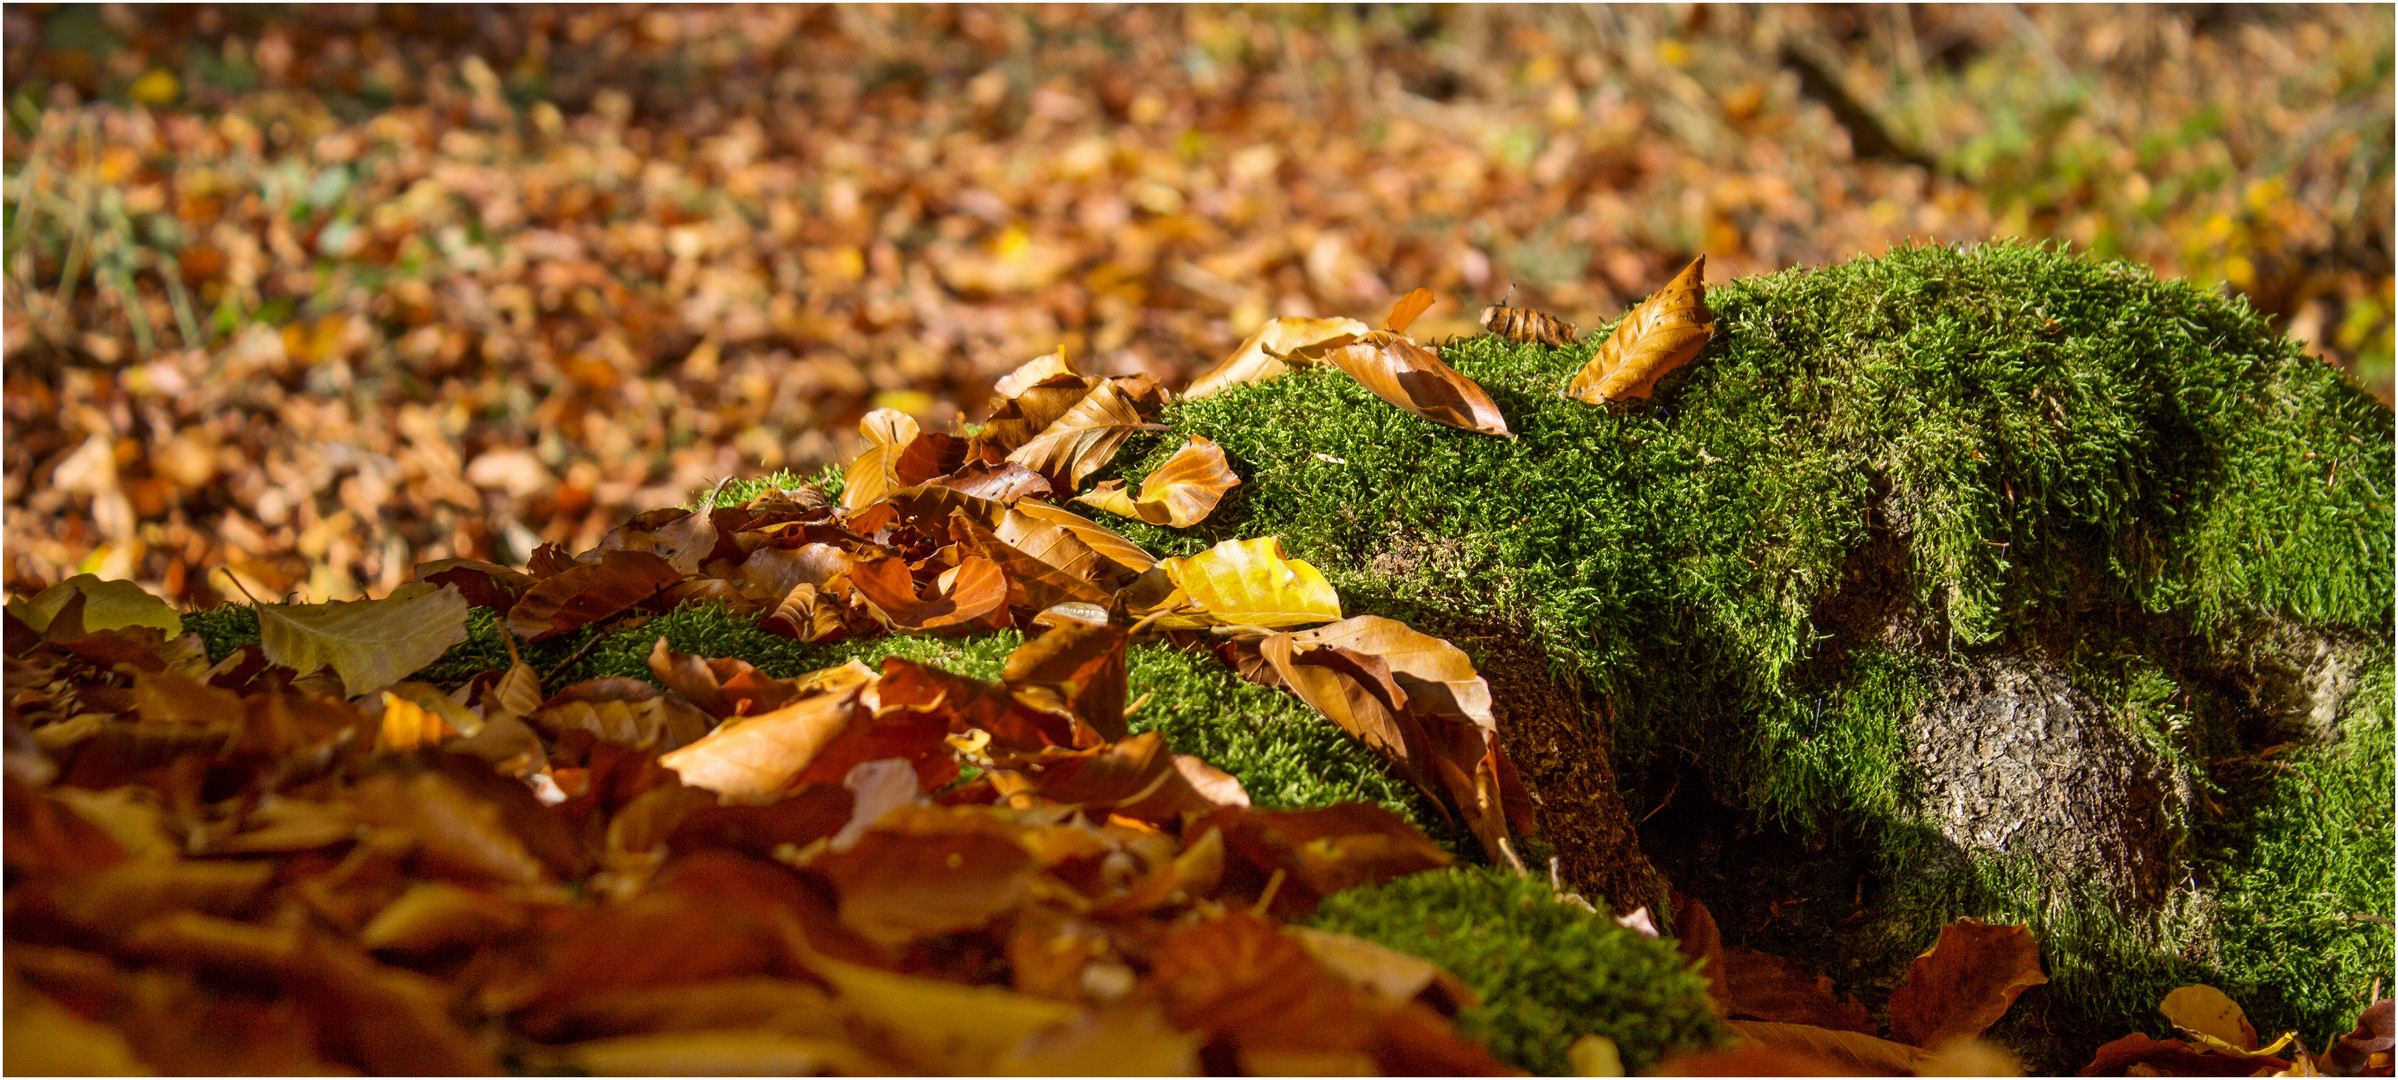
[
  {"xmin": 810, "ymin": 827, "xmax": 1037, "ymax": 947},
  {"xmin": 657, "ymin": 685, "xmax": 865, "ymax": 801},
  {"xmin": 378, "ymin": 692, "xmax": 457, "ymax": 752},
  {"xmin": 839, "ymin": 408, "xmax": 918, "ymax": 512},
  {"xmin": 1381, "ymin": 286, "xmax": 1436, "ymax": 333},
  {"xmin": 950, "ymin": 510, "xmax": 1113, "ymax": 615},
  {"xmin": 1007, "ymin": 499, "xmax": 1156, "ymax": 575},
  {"xmin": 1567, "ymin": 254, "xmax": 1713, "ymax": 407},
  {"xmin": 1887, "ymin": 917, "xmax": 2048, "ymax": 1048},
  {"xmin": 1183, "ymin": 316, "xmax": 1368, "ymax": 400},
  {"xmin": 1072, "ymin": 435, "xmax": 1241, "ymax": 528},
  {"xmin": 1323, "ymin": 331, "xmax": 1514, "ymax": 437},
  {"xmin": 1480, "ymin": 298, "xmax": 1580, "ymax": 347},
  {"xmin": 1003, "ymin": 378, "xmax": 1167, "ymax": 492},
  {"xmin": 1002, "ymin": 619, "xmax": 1130, "ymax": 741},
  {"xmin": 844, "ymin": 552, "xmax": 1009, "ymax": 631}
]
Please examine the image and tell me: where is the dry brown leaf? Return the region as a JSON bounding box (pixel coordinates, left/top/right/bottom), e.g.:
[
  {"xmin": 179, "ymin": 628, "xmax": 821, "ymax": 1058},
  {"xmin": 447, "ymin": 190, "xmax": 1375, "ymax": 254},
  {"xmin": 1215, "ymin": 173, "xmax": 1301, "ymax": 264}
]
[
  {"xmin": 844, "ymin": 552, "xmax": 1009, "ymax": 632},
  {"xmin": 646, "ymin": 638, "xmax": 796, "ymax": 719},
  {"xmin": 1182, "ymin": 316, "xmax": 1369, "ymax": 399},
  {"xmin": 1567, "ymin": 255, "xmax": 1713, "ymax": 407},
  {"xmin": 378, "ymin": 691, "xmax": 457, "ymax": 752},
  {"xmin": 256, "ymin": 582, "xmax": 470, "ymax": 697},
  {"xmin": 531, "ymin": 677, "xmax": 716, "ymax": 752},
  {"xmin": 1731, "ymin": 1019, "xmax": 1931, "ymax": 1075},
  {"xmin": 1480, "ymin": 297, "xmax": 1580, "ymax": 347},
  {"xmin": 950, "ymin": 510, "xmax": 1114, "ymax": 615},
  {"xmin": 1722, "ymin": 947, "xmax": 1877, "ymax": 1034},
  {"xmin": 1323, "ymin": 329, "xmax": 1514, "ymax": 438},
  {"xmin": 1886, "ymin": 917, "xmax": 2048, "ymax": 1049},
  {"xmin": 1072, "ymin": 436, "xmax": 1241, "ymax": 528},
  {"xmin": 1672, "ymin": 893, "xmax": 1733, "ymax": 1015},
  {"xmin": 1004, "ymin": 379, "xmax": 1167, "ymax": 492},
  {"xmin": 1002, "ymin": 620, "xmax": 1130, "ymax": 741},
  {"xmin": 991, "ymin": 348, "xmax": 1078, "ymax": 400},
  {"xmin": 355, "ymin": 880, "xmax": 526, "ymax": 951},
  {"xmin": 1284, "ymin": 616, "xmax": 1494, "ymax": 725},
  {"xmin": 976, "ymin": 370, "xmax": 1104, "ymax": 458},
  {"xmin": 841, "ymin": 408, "xmax": 923, "ymax": 512},
  {"xmin": 1381, "ymin": 286, "xmax": 1437, "ymax": 333},
  {"xmin": 810, "ymin": 827, "xmax": 1037, "ymax": 946},
  {"xmin": 506, "ymin": 550, "xmax": 684, "ymax": 642},
  {"xmin": 926, "ymin": 459, "xmax": 1053, "ymax": 503},
  {"xmin": 1006, "ymin": 500, "xmax": 1156, "ymax": 576},
  {"xmin": 6, "ymin": 574, "xmax": 182, "ymax": 637},
  {"xmin": 350, "ymin": 770, "xmax": 551, "ymax": 886},
  {"xmin": 1148, "ymin": 536, "xmax": 1341, "ymax": 630},
  {"xmin": 656, "ymin": 687, "xmax": 864, "ymax": 801}
]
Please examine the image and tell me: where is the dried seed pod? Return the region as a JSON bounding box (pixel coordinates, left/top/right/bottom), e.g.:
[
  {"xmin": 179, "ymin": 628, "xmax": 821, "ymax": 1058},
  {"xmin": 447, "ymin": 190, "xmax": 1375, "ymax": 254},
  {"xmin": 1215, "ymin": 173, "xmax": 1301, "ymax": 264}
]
[{"xmin": 1479, "ymin": 288, "xmax": 1580, "ymax": 348}]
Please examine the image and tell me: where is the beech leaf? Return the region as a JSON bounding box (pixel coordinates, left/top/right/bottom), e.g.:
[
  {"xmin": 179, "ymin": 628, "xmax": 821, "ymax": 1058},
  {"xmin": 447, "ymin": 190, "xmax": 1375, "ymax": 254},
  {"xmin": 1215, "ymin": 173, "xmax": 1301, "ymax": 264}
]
[
  {"xmin": 1150, "ymin": 536, "xmax": 1342, "ymax": 630},
  {"xmin": 1072, "ymin": 435, "xmax": 1241, "ymax": 528},
  {"xmin": 1886, "ymin": 917, "xmax": 2048, "ymax": 1048},
  {"xmin": 256, "ymin": 582, "xmax": 470, "ymax": 697},
  {"xmin": 1567, "ymin": 255, "xmax": 1713, "ymax": 408},
  {"xmin": 1323, "ymin": 330, "xmax": 1514, "ymax": 438},
  {"xmin": 844, "ymin": 553, "xmax": 1009, "ymax": 631},
  {"xmin": 841, "ymin": 408, "xmax": 922, "ymax": 512},
  {"xmin": 505, "ymin": 550, "xmax": 684, "ymax": 642},
  {"xmin": 1007, "ymin": 499, "xmax": 1157, "ymax": 575},
  {"xmin": 1001, "ymin": 618, "xmax": 1130, "ymax": 741},
  {"xmin": 658, "ymin": 686, "xmax": 867, "ymax": 801},
  {"xmin": 6, "ymin": 574, "xmax": 183, "ymax": 637},
  {"xmin": 1004, "ymin": 378, "xmax": 1166, "ymax": 492},
  {"xmin": 1183, "ymin": 316, "xmax": 1368, "ymax": 399}
]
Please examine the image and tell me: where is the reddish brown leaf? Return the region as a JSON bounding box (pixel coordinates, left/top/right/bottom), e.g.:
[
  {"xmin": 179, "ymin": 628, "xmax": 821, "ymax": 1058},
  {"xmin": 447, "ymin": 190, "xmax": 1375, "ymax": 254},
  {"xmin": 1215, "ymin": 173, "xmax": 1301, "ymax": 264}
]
[
  {"xmin": 655, "ymin": 686, "xmax": 864, "ymax": 801},
  {"xmin": 950, "ymin": 510, "xmax": 1113, "ymax": 616},
  {"xmin": 646, "ymin": 637, "xmax": 796, "ymax": 718},
  {"xmin": 2079, "ymin": 1033, "xmax": 2287, "ymax": 1077},
  {"xmin": 809, "ymin": 827, "xmax": 1036, "ymax": 947},
  {"xmin": 1672, "ymin": 892, "xmax": 1732, "ymax": 1014},
  {"xmin": 1722, "ymin": 947, "xmax": 1877, "ymax": 1034},
  {"xmin": 1887, "ymin": 917, "xmax": 2048, "ymax": 1048},
  {"xmin": 1151, "ymin": 912, "xmax": 1380, "ymax": 1054},
  {"xmin": 506, "ymin": 550, "xmax": 684, "ymax": 642},
  {"xmin": 844, "ymin": 552, "xmax": 1010, "ymax": 631},
  {"xmin": 1001, "ymin": 619, "xmax": 1128, "ymax": 741},
  {"xmin": 412, "ymin": 558, "xmax": 534, "ymax": 610},
  {"xmin": 1567, "ymin": 254, "xmax": 1713, "ymax": 408},
  {"xmin": 927, "ymin": 459, "xmax": 1054, "ymax": 502}
]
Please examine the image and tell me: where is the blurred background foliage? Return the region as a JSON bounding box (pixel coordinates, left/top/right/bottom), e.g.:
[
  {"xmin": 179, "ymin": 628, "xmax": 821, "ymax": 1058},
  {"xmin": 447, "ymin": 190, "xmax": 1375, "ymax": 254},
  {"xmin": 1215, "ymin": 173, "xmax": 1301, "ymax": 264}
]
[{"xmin": 3, "ymin": 4, "xmax": 2390, "ymax": 610}]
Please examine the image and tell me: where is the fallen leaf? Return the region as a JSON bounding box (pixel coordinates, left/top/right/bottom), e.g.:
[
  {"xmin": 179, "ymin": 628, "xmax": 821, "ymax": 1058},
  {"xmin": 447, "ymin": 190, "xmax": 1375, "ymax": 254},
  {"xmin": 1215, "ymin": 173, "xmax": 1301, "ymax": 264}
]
[
  {"xmin": 1183, "ymin": 316, "xmax": 1370, "ymax": 399},
  {"xmin": 657, "ymin": 686, "xmax": 864, "ymax": 801},
  {"xmin": 1004, "ymin": 379, "xmax": 1167, "ymax": 492},
  {"xmin": 1002, "ymin": 731, "xmax": 1244, "ymax": 822},
  {"xmin": 2160, "ymin": 985, "xmax": 2262, "ymax": 1053},
  {"xmin": 256, "ymin": 582, "xmax": 470, "ymax": 697},
  {"xmin": 2324, "ymin": 999, "xmax": 2394, "ymax": 1075},
  {"xmin": 1005, "ymin": 500, "xmax": 1155, "ymax": 576},
  {"xmin": 563, "ymin": 1032, "xmax": 887, "ymax": 1077},
  {"xmin": 1002, "ymin": 619, "xmax": 1129, "ymax": 740},
  {"xmin": 1149, "ymin": 536, "xmax": 1341, "ymax": 630},
  {"xmin": 1072, "ymin": 436, "xmax": 1241, "ymax": 528},
  {"xmin": 378, "ymin": 691, "xmax": 457, "ymax": 752},
  {"xmin": 951, "ymin": 511, "xmax": 1113, "ymax": 615},
  {"xmin": 844, "ymin": 552, "xmax": 1009, "ymax": 631},
  {"xmin": 927, "ymin": 460, "xmax": 1054, "ymax": 502},
  {"xmin": 1567, "ymin": 255, "xmax": 1713, "ymax": 407},
  {"xmin": 1481, "ymin": 296, "xmax": 1580, "ymax": 347},
  {"xmin": 1151, "ymin": 912, "xmax": 1380, "ymax": 1054},
  {"xmin": 809, "ymin": 826, "xmax": 1036, "ymax": 946},
  {"xmin": 1381, "ymin": 286, "xmax": 1437, "ymax": 333},
  {"xmin": 532, "ymin": 677, "xmax": 716, "ymax": 752},
  {"xmin": 1673, "ymin": 893, "xmax": 1733, "ymax": 1014},
  {"xmin": 992, "ymin": 348, "xmax": 1078, "ymax": 400},
  {"xmin": 1732, "ymin": 1019, "xmax": 1930, "ymax": 1075},
  {"xmin": 506, "ymin": 550, "xmax": 684, "ymax": 642},
  {"xmin": 6, "ymin": 574, "xmax": 183, "ymax": 637},
  {"xmin": 841, "ymin": 408, "xmax": 923, "ymax": 512},
  {"xmin": 1284, "ymin": 615, "xmax": 1494, "ymax": 725},
  {"xmin": 355, "ymin": 880, "xmax": 526, "ymax": 951},
  {"xmin": 1723, "ymin": 947, "xmax": 1877, "ymax": 1034},
  {"xmin": 646, "ymin": 638, "xmax": 795, "ymax": 718},
  {"xmin": 801, "ymin": 950, "xmax": 1083, "ymax": 1074},
  {"xmin": 977, "ymin": 370, "xmax": 1105, "ymax": 458},
  {"xmin": 412, "ymin": 558, "xmax": 535, "ymax": 610},
  {"xmin": 2079, "ymin": 1032, "xmax": 2289, "ymax": 1077},
  {"xmin": 1322, "ymin": 327, "xmax": 1515, "ymax": 437},
  {"xmin": 350, "ymin": 770, "xmax": 551, "ymax": 886},
  {"xmin": 1569, "ymin": 1034, "xmax": 1625, "ymax": 1077},
  {"xmin": 1887, "ymin": 917, "xmax": 2048, "ymax": 1048}
]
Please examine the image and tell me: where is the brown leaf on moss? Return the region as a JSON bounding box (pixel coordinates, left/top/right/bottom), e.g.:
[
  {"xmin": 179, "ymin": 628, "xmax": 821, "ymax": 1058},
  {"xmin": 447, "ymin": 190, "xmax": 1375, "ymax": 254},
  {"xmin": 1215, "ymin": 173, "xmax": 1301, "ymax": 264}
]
[
  {"xmin": 645, "ymin": 638, "xmax": 796, "ymax": 719},
  {"xmin": 1151, "ymin": 912, "xmax": 1382, "ymax": 1054},
  {"xmin": 256, "ymin": 582, "xmax": 471, "ymax": 697},
  {"xmin": 950, "ymin": 510, "xmax": 1113, "ymax": 615},
  {"xmin": 1323, "ymin": 327, "xmax": 1514, "ymax": 438},
  {"xmin": 506, "ymin": 550, "xmax": 684, "ymax": 642},
  {"xmin": 844, "ymin": 552, "xmax": 1009, "ymax": 632},
  {"xmin": 655, "ymin": 685, "xmax": 864, "ymax": 802},
  {"xmin": 1003, "ymin": 378, "xmax": 1167, "ymax": 492},
  {"xmin": 926, "ymin": 459, "xmax": 1054, "ymax": 503},
  {"xmin": 841, "ymin": 408, "xmax": 923, "ymax": 513},
  {"xmin": 1004, "ymin": 500, "xmax": 1154, "ymax": 577},
  {"xmin": 998, "ymin": 731, "xmax": 1246, "ymax": 822},
  {"xmin": 1887, "ymin": 917, "xmax": 2047, "ymax": 1048},
  {"xmin": 1567, "ymin": 255, "xmax": 1713, "ymax": 408},
  {"xmin": 1183, "ymin": 316, "xmax": 1369, "ymax": 399},
  {"xmin": 1072, "ymin": 435, "xmax": 1241, "ymax": 528},
  {"xmin": 412, "ymin": 558, "xmax": 534, "ymax": 610},
  {"xmin": 2077, "ymin": 1033, "xmax": 2287, "ymax": 1077},
  {"xmin": 1193, "ymin": 803, "xmax": 1452, "ymax": 919},
  {"xmin": 1480, "ymin": 297, "xmax": 1580, "ymax": 347},
  {"xmin": 1002, "ymin": 619, "xmax": 1129, "ymax": 741},
  {"xmin": 1672, "ymin": 893, "xmax": 1733, "ymax": 1013}
]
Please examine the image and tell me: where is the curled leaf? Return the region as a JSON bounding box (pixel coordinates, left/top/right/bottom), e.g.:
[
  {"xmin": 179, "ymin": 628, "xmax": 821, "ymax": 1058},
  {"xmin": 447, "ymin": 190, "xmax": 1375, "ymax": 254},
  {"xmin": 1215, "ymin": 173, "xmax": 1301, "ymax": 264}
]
[
  {"xmin": 1322, "ymin": 330, "xmax": 1514, "ymax": 438},
  {"xmin": 1184, "ymin": 316, "xmax": 1368, "ymax": 400},
  {"xmin": 1147, "ymin": 537, "xmax": 1340, "ymax": 630},
  {"xmin": 844, "ymin": 553, "xmax": 1009, "ymax": 632},
  {"xmin": 1007, "ymin": 500, "xmax": 1157, "ymax": 576},
  {"xmin": 257, "ymin": 582, "xmax": 470, "ymax": 697},
  {"xmin": 1072, "ymin": 436, "xmax": 1241, "ymax": 528},
  {"xmin": 1567, "ymin": 255, "xmax": 1713, "ymax": 408},
  {"xmin": 1004, "ymin": 379, "xmax": 1166, "ymax": 492},
  {"xmin": 841, "ymin": 408, "xmax": 922, "ymax": 512}
]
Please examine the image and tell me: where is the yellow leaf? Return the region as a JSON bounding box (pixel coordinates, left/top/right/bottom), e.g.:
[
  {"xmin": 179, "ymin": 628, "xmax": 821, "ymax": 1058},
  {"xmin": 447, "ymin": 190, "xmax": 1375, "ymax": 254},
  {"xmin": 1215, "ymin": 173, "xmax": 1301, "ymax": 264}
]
[
  {"xmin": 841, "ymin": 408, "xmax": 921, "ymax": 512},
  {"xmin": 7, "ymin": 574, "xmax": 182, "ymax": 637},
  {"xmin": 1184, "ymin": 316, "xmax": 1370, "ymax": 399},
  {"xmin": 2160, "ymin": 984, "xmax": 2259, "ymax": 1053},
  {"xmin": 1568, "ymin": 1034, "xmax": 1625, "ymax": 1077},
  {"xmin": 128, "ymin": 68, "xmax": 180, "ymax": 107},
  {"xmin": 806, "ymin": 951, "xmax": 1083, "ymax": 1074},
  {"xmin": 1072, "ymin": 436, "xmax": 1242, "ymax": 528},
  {"xmin": 379, "ymin": 692, "xmax": 458, "ymax": 752},
  {"xmin": 256, "ymin": 582, "xmax": 470, "ymax": 697},
  {"xmin": 1568, "ymin": 255, "xmax": 1713, "ymax": 408},
  {"xmin": 1149, "ymin": 537, "xmax": 1340, "ymax": 630}
]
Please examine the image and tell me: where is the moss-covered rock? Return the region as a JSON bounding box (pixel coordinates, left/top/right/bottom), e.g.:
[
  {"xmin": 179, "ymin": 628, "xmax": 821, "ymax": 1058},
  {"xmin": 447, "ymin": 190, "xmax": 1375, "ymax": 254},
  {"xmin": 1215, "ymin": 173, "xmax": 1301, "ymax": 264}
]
[
  {"xmin": 1304, "ymin": 866, "xmax": 1724, "ymax": 1075},
  {"xmin": 1088, "ymin": 240, "xmax": 2391, "ymax": 1066}
]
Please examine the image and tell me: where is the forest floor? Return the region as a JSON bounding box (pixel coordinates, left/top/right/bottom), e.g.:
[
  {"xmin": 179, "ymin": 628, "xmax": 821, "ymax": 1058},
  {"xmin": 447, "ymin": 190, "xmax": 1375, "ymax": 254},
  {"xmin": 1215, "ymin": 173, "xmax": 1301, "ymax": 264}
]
[{"xmin": 4, "ymin": 4, "xmax": 2392, "ymax": 612}]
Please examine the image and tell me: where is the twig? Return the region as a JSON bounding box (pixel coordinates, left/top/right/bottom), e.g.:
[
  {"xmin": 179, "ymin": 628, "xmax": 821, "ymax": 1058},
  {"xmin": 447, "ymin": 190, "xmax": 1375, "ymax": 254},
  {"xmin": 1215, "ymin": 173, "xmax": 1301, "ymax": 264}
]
[{"xmin": 542, "ymin": 629, "xmax": 609, "ymax": 682}]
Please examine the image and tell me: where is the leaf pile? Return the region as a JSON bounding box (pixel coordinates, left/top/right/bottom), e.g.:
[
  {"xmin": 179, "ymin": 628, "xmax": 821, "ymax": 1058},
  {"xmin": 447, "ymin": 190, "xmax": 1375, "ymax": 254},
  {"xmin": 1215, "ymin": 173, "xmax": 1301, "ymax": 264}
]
[{"xmin": 7, "ymin": 6, "xmax": 2387, "ymax": 613}]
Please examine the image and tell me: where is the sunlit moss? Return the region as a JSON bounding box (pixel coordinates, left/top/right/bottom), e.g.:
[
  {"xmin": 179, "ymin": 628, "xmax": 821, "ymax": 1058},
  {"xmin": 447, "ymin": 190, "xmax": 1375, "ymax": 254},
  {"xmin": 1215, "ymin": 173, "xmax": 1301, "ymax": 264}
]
[{"xmin": 1306, "ymin": 866, "xmax": 1724, "ymax": 1075}]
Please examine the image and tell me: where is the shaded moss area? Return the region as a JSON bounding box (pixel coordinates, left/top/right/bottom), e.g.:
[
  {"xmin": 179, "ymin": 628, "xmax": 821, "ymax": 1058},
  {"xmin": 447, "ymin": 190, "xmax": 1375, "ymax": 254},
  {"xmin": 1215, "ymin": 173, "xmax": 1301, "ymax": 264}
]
[
  {"xmin": 1306, "ymin": 866, "xmax": 1724, "ymax": 1075},
  {"xmin": 1092, "ymin": 242, "xmax": 2392, "ymax": 1050}
]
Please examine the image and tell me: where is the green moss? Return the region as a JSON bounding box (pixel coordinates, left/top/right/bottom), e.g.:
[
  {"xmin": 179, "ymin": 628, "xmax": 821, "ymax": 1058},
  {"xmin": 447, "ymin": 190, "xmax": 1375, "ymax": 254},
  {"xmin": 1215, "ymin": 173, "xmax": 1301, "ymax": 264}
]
[
  {"xmin": 1099, "ymin": 241, "xmax": 2394, "ymax": 1051},
  {"xmin": 700, "ymin": 463, "xmax": 843, "ymax": 509},
  {"xmin": 1305, "ymin": 866, "xmax": 1725, "ymax": 1075},
  {"xmin": 184, "ymin": 603, "xmax": 260, "ymax": 664}
]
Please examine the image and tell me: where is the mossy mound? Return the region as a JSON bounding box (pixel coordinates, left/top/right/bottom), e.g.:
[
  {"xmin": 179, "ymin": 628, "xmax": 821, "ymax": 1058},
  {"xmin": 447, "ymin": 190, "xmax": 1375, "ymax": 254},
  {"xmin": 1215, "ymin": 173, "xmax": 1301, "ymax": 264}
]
[
  {"xmin": 1305, "ymin": 866, "xmax": 1724, "ymax": 1075},
  {"xmin": 1088, "ymin": 241, "xmax": 2392, "ymax": 1062},
  {"xmin": 185, "ymin": 241, "xmax": 2390, "ymax": 1069}
]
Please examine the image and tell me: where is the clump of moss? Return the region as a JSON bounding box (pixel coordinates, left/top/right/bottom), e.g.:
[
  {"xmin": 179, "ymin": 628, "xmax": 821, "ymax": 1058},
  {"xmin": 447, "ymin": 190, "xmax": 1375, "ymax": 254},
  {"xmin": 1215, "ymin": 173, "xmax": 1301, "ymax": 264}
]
[
  {"xmin": 184, "ymin": 603, "xmax": 261, "ymax": 664},
  {"xmin": 1306, "ymin": 866, "xmax": 1724, "ymax": 1075}
]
